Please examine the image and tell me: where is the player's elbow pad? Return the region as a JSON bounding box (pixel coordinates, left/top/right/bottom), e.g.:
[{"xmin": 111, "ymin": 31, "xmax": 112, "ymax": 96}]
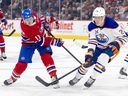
[
  {"xmin": 108, "ymin": 40, "xmax": 123, "ymax": 54},
  {"xmin": 114, "ymin": 39, "xmax": 124, "ymax": 50}
]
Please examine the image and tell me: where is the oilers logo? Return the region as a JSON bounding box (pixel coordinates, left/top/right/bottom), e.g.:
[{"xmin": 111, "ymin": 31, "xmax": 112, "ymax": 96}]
[{"xmin": 96, "ymin": 33, "xmax": 109, "ymax": 43}]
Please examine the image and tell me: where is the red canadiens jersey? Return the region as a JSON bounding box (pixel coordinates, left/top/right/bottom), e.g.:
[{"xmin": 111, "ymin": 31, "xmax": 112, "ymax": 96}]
[
  {"xmin": 20, "ymin": 12, "xmax": 44, "ymax": 44},
  {"xmin": 40, "ymin": 16, "xmax": 59, "ymax": 26}
]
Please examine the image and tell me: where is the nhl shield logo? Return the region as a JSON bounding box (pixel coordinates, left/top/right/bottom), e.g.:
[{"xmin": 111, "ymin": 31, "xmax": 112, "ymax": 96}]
[{"xmin": 21, "ymin": 56, "xmax": 25, "ymax": 60}]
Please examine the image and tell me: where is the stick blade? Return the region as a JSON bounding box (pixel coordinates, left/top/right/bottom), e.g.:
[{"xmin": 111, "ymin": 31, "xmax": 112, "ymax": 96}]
[
  {"xmin": 8, "ymin": 29, "xmax": 16, "ymax": 36},
  {"xmin": 35, "ymin": 76, "xmax": 50, "ymax": 87},
  {"xmin": 3, "ymin": 29, "xmax": 16, "ymax": 37}
]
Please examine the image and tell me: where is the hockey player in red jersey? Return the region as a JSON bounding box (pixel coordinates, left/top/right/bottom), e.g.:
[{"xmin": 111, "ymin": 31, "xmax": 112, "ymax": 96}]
[
  {"xmin": 0, "ymin": 9, "xmax": 7, "ymax": 61},
  {"xmin": 4, "ymin": 8, "xmax": 63, "ymax": 89},
  {"xmin": 40, "ymin": 12, "xmax": 59, "ymax": 33}
]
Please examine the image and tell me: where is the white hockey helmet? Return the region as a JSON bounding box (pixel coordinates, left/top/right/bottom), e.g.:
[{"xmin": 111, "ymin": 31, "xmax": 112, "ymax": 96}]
[{"xmin": 92, "ymin": 7, "xmax": 105, "ymax": 17}]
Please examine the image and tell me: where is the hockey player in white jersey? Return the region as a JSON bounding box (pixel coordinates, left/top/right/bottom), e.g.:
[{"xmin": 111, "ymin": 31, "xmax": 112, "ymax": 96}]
[
  {"xmin": 69, "ymin": 7, "xmax": 127, "ymax": 88},
  {"xmin": 119, "ymin": 30, "xmax": 128, "ymax": 79}
]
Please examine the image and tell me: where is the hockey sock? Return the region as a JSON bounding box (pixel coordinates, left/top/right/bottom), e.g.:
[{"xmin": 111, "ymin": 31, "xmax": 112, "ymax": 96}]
[
  {"xmin": 0, "ymin": 35, "xmax": 5, "ymax": 53},
  {"xmin": 41, "ymin": 53, "xmax": 57, "ymax": 76},
  {"xmin": 76, "ymin": 65, "xmax": 89, "ymax": 79},
  {"xmin": 91, "ymin": 53, "xmax": 109, "ymax": 79},
  {"xmin": 11, "ymin": 62, "xmax": 28, "ymax": 80},
  {"xmin": 1, "ymin": 47, "xmax": 5, "ymax": 53}
]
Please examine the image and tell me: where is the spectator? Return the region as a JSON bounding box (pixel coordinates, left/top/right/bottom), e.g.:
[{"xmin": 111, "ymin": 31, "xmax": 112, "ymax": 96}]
[{"xmin": 1, "ymin": 0, "xmax": 128, "ymax": 20}]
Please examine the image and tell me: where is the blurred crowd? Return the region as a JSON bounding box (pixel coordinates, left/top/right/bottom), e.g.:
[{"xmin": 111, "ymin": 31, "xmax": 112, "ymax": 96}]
[{"xmin": 1, "ymin": 0, "xmax": 128, "ymax": 20}]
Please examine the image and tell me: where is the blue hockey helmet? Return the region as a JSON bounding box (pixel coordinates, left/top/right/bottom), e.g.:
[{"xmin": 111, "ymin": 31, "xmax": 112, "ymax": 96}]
[
  {"xmin": 45, "ymin": 12, "xmax": 51, "ymax": 16},
  {"xmin": 22, "ymin": 8, "xmax": 33, "ymax": 19}
]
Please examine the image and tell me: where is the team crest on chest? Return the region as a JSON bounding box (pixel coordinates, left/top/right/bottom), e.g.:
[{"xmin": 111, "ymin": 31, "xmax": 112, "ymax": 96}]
[{"xmin": 95, "ymin": 29, "xmax": 109, "ymax": 43}]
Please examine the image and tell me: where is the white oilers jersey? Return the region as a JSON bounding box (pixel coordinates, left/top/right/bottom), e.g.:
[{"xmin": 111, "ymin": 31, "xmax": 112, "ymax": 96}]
[{"xmin": 88, "ymin": 16, "xmax": 126, "ymax": 50}]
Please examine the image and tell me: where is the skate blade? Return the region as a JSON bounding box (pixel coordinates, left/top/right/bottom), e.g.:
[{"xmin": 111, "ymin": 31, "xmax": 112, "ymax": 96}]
[
  {"xmin": 83, "ymin": 85, "xmax": 91, "ymax": 90},
  {"xmin": 2, "ymin": 57, "xmax": 7, "ymax": 59},
  {"xmin": 83, "ymin": 86, "xmax": 90, "ymax": 90},
  {"xmin": 118, "ymin": 75, "xmax": 127, "ymax": 79},
  {"xmin": 0, "ymin": 59, "xmax": 3, "ymax": 61},
  {"xmin": 52, "ymin": 84, "xmax": 60, "ymax": 89}
]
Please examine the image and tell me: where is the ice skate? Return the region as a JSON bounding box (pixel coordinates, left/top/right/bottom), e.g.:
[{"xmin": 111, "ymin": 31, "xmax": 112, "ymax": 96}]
[
  {"xmin": 1, "ymin": 52, "xmax": 7, "ymax": 59},
  {"xmin": 0, "ymin": 56, "xmax": 3, "ymax": 61},
  {"xmin": 118, "ymin": 67, "xmax": 127, "ymax": 79},
  {"xmin": 51, "ymin": 76, "xmax": 60, "ymax": 89},
  {"xmin": 84, "ymin": 76, "xmax": 95, "ymax": 88},
  {"xmin": 4, "ymin": 78, "xmax": 16, "ymax": 85},
  {"xmin": 69, "ymin": 77, "xmax": 81, "ymax": 86}
]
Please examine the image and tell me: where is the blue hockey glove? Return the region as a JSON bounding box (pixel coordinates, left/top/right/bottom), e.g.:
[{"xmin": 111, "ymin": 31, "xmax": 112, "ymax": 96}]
[
  {"xmin": 51, "ymin": 38, "xmax": 64, "ymax": 47},
  {"xmin": 85, "ymin": 48, "xmax": 94, "ymax": 63},
  {"xmin": 0, "ymin": 28, "xmax": 3, "ymax": 35},
  {"xmin": 42, "ymin": 20, "xmax": 50, "ymax": 32},
  {"xmin": 36, "ymin": 36, "xmax": 44, "ymax": 46},
  {"xmin": 1, "ymin": 19, "xmax": 7, "ymax": 26}
]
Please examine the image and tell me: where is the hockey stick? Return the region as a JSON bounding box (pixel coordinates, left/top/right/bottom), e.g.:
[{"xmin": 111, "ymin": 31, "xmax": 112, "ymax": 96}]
[
  {"xmin": 35, "ymin": 61, "xmax": 89, "ymax": 87},
  {"xmin": 3, "ymin": 29, "xmax": 16, "ymax": 37},
  {"xmin": 45, "ymin": 28, "xmax": 83, "ymax": 65},
  {"xmin": 35, "ymin": 66, "xmax": 81, "ymax": 87},
  {"xmin": 35, "ymin": 28, "xmax": 84, "ymax": 87}
]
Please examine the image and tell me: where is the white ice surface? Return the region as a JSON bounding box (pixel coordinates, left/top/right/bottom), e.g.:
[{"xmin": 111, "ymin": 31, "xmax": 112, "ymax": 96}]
[{"xmin": 0, "ymin": 37, "xmax": 128, "ymax": 96}]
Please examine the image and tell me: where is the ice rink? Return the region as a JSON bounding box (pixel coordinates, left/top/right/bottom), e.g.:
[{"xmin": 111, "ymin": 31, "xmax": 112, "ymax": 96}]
[{"xmin": 0, "ymin": 37, "xmax": 128, "ymax": 96}]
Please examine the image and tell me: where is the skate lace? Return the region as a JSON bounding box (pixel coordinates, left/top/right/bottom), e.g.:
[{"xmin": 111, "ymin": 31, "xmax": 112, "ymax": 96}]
[
  {"xmin": 6, "ymin": 78, "xmax": 14, "ymax": 83},
  {"xmin": 1, "ymin": 52, "xmax": 6, "ymax": 57},
  {"xmin": 87, "ymin": 77, "xmax": 95, "ymax": 84},
  {"xmin": 73, "ymin": 77, "xmax": 80, "ymax": 83},
  {"xmin": 51, "ymin": 76, "xmax": 60, "ymax": 88},
  {"xmin": 51, "ymin": 76, "xmax": 59, "ymax": 84}
]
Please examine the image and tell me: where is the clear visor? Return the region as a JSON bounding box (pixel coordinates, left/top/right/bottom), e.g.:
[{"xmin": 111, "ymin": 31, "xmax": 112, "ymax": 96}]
[
  {"xmin": 23, "ymin": 17, "xmax": 34, "ymax": 25},
  {"xmin": 93, "ymin": 16, "xmax": 105, "ymax": 26}
]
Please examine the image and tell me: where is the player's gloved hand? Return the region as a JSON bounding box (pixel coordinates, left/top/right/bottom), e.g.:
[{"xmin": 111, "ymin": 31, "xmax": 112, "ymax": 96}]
[
  {"xmin": 42, "ymin": 21, "xmax": 51, "ymax": 32},
  {"xmin": 3, "ymin": 21, "xmax": 7, "ymax": 26},
  {"xmin": 0, "ymin": 28, "xmax": 3, "ymax": 35},
  {"xmin": 108, "ymin": 40, "xmax": 122, "ymax": 54},
  {"xmin": 55, "ymin": 25, "xmax": 59, "ymax": 29},
  {"xmin": 45, "ymin": 25, "xmax": 50, "ymax": 32},
  {"xmin": 84, "ymin": 48, "xmax": 94, "ymax": 63},
  {"xmin": 36, "ymin": 36, "xmax": 44, "ymax": 46},
  {"xmin": 51, "ymin": 38, "xmax": 64, "ymax": 47},
  {"xmin": 2, "ymin": 19, "xmax": 7, "ymax": 26}
]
